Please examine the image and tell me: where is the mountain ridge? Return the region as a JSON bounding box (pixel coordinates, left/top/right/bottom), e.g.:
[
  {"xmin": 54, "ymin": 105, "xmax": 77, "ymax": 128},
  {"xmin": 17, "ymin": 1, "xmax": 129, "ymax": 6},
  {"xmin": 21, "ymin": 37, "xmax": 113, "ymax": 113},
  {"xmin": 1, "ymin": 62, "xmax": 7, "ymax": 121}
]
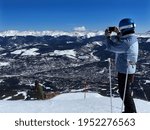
[
  {"xmin": 0, "ymin": 30, "xmax": 104, "ymax": 38},
  {"xmin": 1, "ymin": 29, "xmax": 150, "ymax": 38}
]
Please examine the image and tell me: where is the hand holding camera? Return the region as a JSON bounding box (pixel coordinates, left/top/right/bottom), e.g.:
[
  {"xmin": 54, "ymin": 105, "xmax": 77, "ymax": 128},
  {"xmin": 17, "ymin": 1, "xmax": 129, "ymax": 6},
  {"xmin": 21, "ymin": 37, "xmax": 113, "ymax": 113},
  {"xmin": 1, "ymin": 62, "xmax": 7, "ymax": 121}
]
[{"xmin": 105, "ymin": 26, "xmax": 120, "ymax": 37}]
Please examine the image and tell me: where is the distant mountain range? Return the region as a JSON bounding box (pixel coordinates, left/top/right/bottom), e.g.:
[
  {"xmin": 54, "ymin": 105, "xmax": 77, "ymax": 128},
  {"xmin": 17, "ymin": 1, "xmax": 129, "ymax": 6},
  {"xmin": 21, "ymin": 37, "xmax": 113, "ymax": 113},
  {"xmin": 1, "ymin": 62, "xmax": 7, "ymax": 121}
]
[
  {"xmin": 0, "ymin": 29, "xmax": 150, "ymax": 38},
  {"xmin": 0, "ymin": 30, "xmax": 104, "ymax": 38}
]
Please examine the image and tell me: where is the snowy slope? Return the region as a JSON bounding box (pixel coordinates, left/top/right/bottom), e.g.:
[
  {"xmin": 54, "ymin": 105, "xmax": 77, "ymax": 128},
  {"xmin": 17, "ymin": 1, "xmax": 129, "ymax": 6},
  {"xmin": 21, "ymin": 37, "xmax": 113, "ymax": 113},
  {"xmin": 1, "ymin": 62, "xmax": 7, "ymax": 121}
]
[{"xmin": 0, "ymin": 92, "xmax": 149, "ymax": 113}]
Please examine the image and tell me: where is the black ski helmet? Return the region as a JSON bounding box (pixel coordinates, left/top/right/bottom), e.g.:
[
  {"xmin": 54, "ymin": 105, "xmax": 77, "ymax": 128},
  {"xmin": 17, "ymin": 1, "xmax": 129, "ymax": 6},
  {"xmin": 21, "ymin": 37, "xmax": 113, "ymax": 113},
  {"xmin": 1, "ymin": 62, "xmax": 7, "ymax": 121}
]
[{"xmin": 119, "ymin": 18, "xmax": 136, "ymax": 33}]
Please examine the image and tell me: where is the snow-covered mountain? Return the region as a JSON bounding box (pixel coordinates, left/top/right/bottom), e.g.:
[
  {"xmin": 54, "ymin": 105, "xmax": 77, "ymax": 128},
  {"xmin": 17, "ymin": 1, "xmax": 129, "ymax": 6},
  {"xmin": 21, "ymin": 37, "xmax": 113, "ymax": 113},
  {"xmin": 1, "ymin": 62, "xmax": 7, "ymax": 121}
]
[
  {"xmin": 0, "ymin": 92, "xmax": 149, "ymax": 113},
  {"xmin": 1, "ymin": 29, "xmax": 150, "ymax": 38},
  {"xmin": 0, "ymin": 29, "xmax": 104, "ymax": 38},
  {"xmin": 136, "ymin": 31, "xmax": 150, "ymax": 38}
]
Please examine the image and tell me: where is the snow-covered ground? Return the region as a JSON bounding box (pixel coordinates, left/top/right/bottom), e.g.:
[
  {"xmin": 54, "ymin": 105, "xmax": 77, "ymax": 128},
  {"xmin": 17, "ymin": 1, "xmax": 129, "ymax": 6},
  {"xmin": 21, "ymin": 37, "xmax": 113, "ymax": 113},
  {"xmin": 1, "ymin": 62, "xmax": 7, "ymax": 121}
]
[
  {"xmin": 0, "ymin": 92, "xmax": 149, "ymax": 113},
  {"xmin": 11, "ymin": 48, "xmax": 40, "ymax": 56},
  {"xmin": 49, "ymin": 49, "xmax": 77, "ymax": 59},
  {"xmin": 0, "ymin": 62, "xmax": 10, "ymax": 67}
]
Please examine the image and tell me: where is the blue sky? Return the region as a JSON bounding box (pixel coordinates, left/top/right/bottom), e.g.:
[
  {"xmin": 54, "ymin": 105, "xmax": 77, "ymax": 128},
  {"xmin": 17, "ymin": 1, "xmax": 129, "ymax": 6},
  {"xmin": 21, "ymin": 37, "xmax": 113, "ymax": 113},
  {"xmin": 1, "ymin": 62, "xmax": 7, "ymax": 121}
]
[{"xmin": 0, "ymin": 0, "xmax": 150, "ymax": 32}]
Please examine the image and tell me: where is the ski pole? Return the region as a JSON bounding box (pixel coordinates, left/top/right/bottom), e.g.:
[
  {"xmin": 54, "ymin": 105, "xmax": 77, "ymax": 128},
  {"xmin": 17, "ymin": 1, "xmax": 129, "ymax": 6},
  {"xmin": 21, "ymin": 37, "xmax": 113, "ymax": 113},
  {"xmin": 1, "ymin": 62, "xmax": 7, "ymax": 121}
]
[
  {"xmin": 121, "ymin": 64, "xmax": 129, "ymax": 113},
  {"xmin": 108, "ymin": 58, "xmax": 113, "ymax": 113}
]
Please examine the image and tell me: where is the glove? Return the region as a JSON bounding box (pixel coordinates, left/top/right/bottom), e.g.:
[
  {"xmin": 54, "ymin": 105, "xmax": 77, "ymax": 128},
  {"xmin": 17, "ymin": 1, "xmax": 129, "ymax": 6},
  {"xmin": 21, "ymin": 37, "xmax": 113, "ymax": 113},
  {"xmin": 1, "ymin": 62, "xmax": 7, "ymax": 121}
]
[{"xmin": 113, "ymin": 27, "xmax": 120, "ymax": 35}]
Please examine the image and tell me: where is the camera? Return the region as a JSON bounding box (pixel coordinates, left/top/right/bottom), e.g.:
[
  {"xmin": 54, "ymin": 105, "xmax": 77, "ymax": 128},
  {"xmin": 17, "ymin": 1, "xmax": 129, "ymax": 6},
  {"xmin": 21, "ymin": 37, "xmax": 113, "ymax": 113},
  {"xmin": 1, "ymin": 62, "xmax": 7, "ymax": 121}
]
[
  {"xmin": 105, "ymin": 26, "xmax": 120, "ymax": 37},
  {"xmin": 108, "ymin": 26, "xmax": 116, "ymax": 32}
]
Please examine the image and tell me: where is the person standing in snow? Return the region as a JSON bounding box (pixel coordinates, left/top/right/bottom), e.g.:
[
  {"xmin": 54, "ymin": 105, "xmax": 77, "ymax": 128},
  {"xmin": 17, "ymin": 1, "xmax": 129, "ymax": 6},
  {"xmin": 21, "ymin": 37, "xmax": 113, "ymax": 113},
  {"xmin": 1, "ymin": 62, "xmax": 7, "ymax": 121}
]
[
  {"xmin": 105, "ymin": 18, "xmax": 138, "ymax": 113},
  {"xmin": 35, "ymin": 80, "xmax": 45, "ymax": 100}
]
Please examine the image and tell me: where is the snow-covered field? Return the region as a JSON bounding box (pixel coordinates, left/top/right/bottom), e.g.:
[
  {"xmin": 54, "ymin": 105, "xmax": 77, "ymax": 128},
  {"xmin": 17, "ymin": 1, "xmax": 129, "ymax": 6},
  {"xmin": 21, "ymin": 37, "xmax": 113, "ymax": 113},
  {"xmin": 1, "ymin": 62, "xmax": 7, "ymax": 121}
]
[
  {"xmin": 0, "ymin": 92, "xmax": 149, "ymax": 113},
  {"xmin": 0, "ymin": 62, "xmax": 10, "ymax": 67},
  {"xmin": 11, "ymin": 48, "xmax": 39, "ymax": 56},
  {"xmin": 49, "ymin": 49, "xmax": 77, "ymax": 59}
]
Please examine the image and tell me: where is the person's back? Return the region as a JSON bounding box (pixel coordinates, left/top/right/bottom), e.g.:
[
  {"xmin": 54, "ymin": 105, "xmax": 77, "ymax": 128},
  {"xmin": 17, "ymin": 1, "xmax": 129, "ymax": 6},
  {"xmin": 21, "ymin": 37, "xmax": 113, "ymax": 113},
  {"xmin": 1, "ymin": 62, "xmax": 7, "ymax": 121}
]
[
  {"xmin": 105, "ymin": 18, "xmax": 138, "ymax": 113},
  {"xmin": 115, "ymin": 34, "xmax": 138, "ymax": 74}
]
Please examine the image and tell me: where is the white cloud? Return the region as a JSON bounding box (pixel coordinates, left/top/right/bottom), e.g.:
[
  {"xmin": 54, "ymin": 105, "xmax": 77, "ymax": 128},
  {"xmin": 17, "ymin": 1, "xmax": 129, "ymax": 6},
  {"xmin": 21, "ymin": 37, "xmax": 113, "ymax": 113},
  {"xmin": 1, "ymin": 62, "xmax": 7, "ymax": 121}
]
[{"xmin": 73, "ymin": 26, "xmax": 86, "ymax": 31}]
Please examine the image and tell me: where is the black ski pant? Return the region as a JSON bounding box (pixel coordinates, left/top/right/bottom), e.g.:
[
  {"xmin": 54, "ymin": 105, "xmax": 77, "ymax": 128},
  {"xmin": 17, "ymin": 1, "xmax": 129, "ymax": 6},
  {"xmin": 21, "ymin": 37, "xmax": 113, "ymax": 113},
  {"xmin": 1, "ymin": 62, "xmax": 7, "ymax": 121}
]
[{"xmin": 118, "ymin": 73, "xmax": 137, "ymax": 113}]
